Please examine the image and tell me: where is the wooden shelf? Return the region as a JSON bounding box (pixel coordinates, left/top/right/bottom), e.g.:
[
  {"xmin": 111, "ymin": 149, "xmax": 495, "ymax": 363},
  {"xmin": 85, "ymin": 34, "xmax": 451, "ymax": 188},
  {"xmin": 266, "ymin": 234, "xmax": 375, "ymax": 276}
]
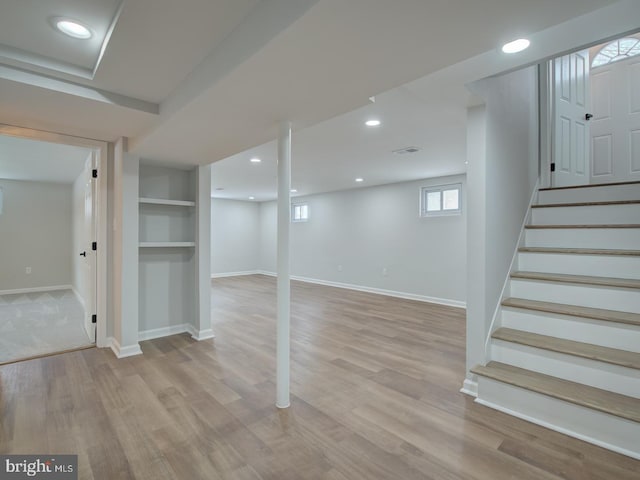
[
  {"xmin": 139, "ymin": 242, "xmax": 195, "ymax": 248},
  {"xmin": 139, "ymin": 197, "xmax": 195, "ymax": 207}
]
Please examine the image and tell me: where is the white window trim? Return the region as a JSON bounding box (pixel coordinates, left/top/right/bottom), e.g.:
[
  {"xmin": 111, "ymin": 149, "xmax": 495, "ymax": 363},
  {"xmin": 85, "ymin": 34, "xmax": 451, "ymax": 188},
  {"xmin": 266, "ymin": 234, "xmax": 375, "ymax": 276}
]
[
  {"xmin": 292, "ymin": 202, "xmax": 309, "ymax": 222},
  {"xmin": 420, "ymin": 183, "xmax": 462, "ymax": 217}
]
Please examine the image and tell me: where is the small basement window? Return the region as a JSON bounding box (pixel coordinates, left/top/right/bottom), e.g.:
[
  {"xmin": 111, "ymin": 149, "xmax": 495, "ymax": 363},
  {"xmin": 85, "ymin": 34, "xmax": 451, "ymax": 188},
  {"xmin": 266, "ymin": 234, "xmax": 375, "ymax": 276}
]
[
  {"xmin": 421, "ymin": 184, "xmax": 461, "ymax": 217},
  {"xmin": 292, "ymin": 203, "xmax": 309, "ymax": 222}
]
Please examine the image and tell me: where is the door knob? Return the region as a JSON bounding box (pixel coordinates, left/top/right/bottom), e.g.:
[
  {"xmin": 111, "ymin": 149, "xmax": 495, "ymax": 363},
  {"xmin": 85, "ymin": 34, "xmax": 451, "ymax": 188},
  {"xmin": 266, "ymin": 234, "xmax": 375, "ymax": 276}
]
[
  {"xmin": 79, "ymin": 251, "xmax": 86, "ymax": 257},
  {"xmin": 585, "ymin": 113, "xmax": 593, "ymax": 121}
]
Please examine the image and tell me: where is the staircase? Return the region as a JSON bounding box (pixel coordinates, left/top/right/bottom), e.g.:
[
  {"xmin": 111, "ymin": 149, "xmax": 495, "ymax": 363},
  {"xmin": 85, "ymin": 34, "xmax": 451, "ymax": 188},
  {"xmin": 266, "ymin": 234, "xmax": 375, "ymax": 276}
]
[{"xmin": 472, "ymin": 181, "xmax": 640, "ymax": 459}]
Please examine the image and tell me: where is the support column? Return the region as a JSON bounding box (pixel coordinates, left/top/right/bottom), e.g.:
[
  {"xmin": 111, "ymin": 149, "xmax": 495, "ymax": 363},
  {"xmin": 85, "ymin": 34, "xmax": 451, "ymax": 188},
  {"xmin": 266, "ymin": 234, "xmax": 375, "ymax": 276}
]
[
  {"xmin": 276, "ymin": 121, "xmax": 292, "ymax": 409},
  {"xmin": 195, "ymin": 164, "xmax": 215, "ymax": 340}
]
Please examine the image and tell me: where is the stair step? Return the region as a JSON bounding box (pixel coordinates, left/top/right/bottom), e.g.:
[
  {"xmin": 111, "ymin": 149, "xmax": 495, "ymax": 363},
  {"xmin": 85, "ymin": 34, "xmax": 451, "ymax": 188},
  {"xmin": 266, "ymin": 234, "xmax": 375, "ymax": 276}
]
[
  {"xmin": 532, "ymin": 200, "xmax": 640, "ymax": 208},
  {"xmin": 519, "ymin": 247, "xmax": 640, "ymax": 256},
  {"xmin": 511, "ymin": 271, "xmax": 640, "ymax": 289},
  {"xmin": 525, "ymin": 224, "xmax": 640, "ymax": 229},
  {"xmin": 471, "ymin": 361, "xmax": 640, "ymax": 423},
  {"xmin": 501, "ymin": 298, "xmax": 640, "ymax": 327},
  {"xmin": 492, "ymin": 327, "xmax": 640, "ymax": 370},
  {"xmin": 539, "ymin": 180, "xmax": 640, "ymax": 191}
]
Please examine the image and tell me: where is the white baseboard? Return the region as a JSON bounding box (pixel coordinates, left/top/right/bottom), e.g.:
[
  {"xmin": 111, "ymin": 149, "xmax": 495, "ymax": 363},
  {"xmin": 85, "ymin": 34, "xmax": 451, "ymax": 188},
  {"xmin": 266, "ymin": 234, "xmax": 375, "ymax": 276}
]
[
  {"xmin": 0, "ymin": 284, "xmax": 73, "ymax": 296},
  {"xmin": 108, "ymin": 337, "xmax": 142, "ymax": 359},
  {"xmin": 138, "ymin": 324, "xmax": 215, "ymax": 342},
  {"xmin": 256, "ymin": 271, "xmax": 466, "ymax": 309},
  {"xmin": 187, "ymin": 324, "xmax": 215, "ymax": 341},
  {"xmin": 211, "ymin": 270, "xmax": 261, "ymax": 279},
  {"xmin": 138, "ymin": 324, "xmax": 191, "ymax": 341},
  {"xmin": 460, "ymin": 378, "xmax": 478, "ymax": 397}
]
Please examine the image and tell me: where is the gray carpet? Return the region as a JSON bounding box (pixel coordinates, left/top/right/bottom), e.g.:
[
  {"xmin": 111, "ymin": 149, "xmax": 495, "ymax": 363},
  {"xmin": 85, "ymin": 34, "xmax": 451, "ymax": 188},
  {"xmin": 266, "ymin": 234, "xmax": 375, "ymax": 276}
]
[{"xmin": 0, "ymin": 289, "xmax": 93, "ymax": 363}]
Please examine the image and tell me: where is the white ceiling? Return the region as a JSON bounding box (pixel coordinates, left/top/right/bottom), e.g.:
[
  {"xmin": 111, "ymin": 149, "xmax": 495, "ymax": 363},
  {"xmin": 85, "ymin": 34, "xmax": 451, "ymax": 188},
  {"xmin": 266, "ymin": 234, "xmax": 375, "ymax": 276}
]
[
  {"xmin": 0, "ymin": 0, "xmax": 123, "ymax": 78},
  {"xmin": 212, "ymin": 85, "xmax": 468, "ymax": 200},
  {"xmin": 0, "ymin": 134, "xmax": 90, "ymax": 184},
  {"xmin": 0, "ymin": 0, "xmax": 636, "ymax": 196}
]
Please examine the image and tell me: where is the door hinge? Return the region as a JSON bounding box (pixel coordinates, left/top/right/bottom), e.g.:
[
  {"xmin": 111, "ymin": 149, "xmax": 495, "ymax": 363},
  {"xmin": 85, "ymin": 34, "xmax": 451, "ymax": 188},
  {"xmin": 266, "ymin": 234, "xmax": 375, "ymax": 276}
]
[
  {"xmin": 92, "ymin": 241, "xmax": 97, "ymax": 251},
  {"xmin": 92, "ymin": 314, "xmax": 97, "ymax": 324},
  {"xmin": 92, "ymin": 169, "xmax": 98, "ymax": 178},
  {"xmin": 550, "ymin": 162, "xmax": 556, "ymax": 172}
]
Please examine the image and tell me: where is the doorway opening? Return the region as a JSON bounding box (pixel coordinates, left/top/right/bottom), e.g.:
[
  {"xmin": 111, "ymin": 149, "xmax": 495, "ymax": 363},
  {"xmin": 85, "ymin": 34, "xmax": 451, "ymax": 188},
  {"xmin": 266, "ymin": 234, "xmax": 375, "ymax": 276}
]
[
  {"xmin": 549, "ymin": 32, "xmax": 640, "ymax": 187},
  {"xmin": 0, "ymin": 129, "xmax": 104, "ymax": 364}
]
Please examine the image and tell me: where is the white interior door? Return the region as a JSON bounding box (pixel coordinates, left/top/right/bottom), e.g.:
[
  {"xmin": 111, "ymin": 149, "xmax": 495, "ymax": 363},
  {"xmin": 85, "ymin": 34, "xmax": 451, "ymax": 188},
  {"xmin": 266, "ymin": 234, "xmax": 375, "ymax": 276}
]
[
  {"xmin": 81, "ymin": 154, "xmax": 97, "ymax": 342},
  {"xmin": 553, "ymin": 50, "xmax": 591, "ymax": 187},
  {"xmin": 590, "ymin": 56, "xmax": 640, "ymax": 183}
]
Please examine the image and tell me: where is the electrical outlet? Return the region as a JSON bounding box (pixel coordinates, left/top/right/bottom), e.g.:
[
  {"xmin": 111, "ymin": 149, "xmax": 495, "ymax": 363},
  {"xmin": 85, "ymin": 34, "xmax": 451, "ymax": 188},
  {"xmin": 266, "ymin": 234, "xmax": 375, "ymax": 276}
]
[
  {"xmin": 382, "ymin": 267, "xmax": 388, "ymax": 276},
  {"xmin": 25, "ymin": 267, "xmax": 31, "ymax": 274},
  {"xmin": 337, "ymin": 265, "xmax": 343, "ymax": 272}
]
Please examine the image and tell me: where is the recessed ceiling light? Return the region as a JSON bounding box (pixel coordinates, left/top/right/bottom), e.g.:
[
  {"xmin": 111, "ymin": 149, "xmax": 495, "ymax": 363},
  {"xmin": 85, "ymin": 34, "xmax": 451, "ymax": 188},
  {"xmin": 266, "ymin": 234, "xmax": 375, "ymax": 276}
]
[
  {"xmin": 55, "ymin": 19, "xmax": 92, "ymax": 39},
  {"xmin": 250, "ymin": 157, "xmax": 262, "ymax": 163},
  {"xmin": 502, "ymin": 38, "xmax": 530, "ymax": 54},
  {"xmin": 355, "ymin": 178, "xmax": 364, "ymax": 183},
  {"xmin": 290, "ymin": 189, "xmax": 298, "ymax": 193},
  {"xmin": 365, "ymin": 119, "xmax": 381, "ymax": 127},
  {"xmin": 249, "ymin": 196, "xmax": 255, "ymax": 200}
]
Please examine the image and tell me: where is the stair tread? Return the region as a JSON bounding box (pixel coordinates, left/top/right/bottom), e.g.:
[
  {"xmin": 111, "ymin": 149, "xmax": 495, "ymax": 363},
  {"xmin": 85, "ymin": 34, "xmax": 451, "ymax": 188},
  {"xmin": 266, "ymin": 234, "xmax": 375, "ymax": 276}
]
[
  {"xmin": 539, "ymin": 180, "xmax": 640, "ymax": 191},
  {"xmin": 519, "ymin": 247, "xmax": 640, "ymax": 256},
  {"xmin": 511, "ymin": 271, "xmax": 640, "ymax": 289},
  {"xmin": 501, "ymin": 298, "xmax": 640, "ymax": 326},
  {"xmin": 525, "ymin": 224, "xmax": 640, "ymax": 229},
  {"xmin": 471, "ymin": 361, "xmax": 640, "ymax": 423},
  {"xmin": 532, "ymin": 200, "xmax": 640, "ymax": 208},
  {"xmin": 492, "ymin": 327, "xmax": 640, "ymax": 369}
]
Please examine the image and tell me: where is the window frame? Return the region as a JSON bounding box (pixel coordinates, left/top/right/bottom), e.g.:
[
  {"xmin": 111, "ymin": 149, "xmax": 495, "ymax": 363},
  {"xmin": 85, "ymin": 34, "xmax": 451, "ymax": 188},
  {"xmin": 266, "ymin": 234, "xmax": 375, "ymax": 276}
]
[
  {"xmin": 420, "ymin": 183, "xmax": 462, "ymax": 217},
  {"xmin": 291, "ymin": 202, "xmax": 309, "ymax": 222}
]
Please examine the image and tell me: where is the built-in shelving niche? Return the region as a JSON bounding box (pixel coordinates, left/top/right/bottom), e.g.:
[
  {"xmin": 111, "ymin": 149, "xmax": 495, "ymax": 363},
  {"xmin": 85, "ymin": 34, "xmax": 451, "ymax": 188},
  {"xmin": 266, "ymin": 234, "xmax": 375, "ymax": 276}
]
[{"xmin": 138, "ymin": 164, "xmax": 196, "ymax": 334}]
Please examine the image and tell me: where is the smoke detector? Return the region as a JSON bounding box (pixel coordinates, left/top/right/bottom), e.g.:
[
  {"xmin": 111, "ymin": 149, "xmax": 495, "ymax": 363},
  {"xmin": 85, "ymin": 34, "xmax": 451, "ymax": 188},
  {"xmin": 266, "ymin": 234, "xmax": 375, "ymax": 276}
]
[{"xmin": 393, "ymin": 146, "xmax": 421, "ymax": 155}]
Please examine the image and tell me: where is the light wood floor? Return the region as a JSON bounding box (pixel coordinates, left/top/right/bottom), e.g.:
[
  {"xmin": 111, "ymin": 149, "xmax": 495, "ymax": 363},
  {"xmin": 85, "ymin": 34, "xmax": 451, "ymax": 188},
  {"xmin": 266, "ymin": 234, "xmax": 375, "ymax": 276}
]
[{"xmin": 1, "ymin": 275, "xmax": 638, "ymax": 479}]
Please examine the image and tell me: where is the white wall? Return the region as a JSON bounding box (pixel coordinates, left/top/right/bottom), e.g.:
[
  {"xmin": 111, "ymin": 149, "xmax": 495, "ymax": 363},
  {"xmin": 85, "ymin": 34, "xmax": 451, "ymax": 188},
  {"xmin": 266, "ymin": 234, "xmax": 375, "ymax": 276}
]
[
  {"xmin": 211, "ymin": 199, "xmax": 260, "ymax": 275},
  {"xmin": 465, "ymin": 65, "xmax": 539, "ymax": 377},
  {"xmin": 0, "ymin": 179, "xmax": 73, "ymax": 292},
  {"xmin": 256, "ymin": 176, "xmax": 467, "ymax": 305}
]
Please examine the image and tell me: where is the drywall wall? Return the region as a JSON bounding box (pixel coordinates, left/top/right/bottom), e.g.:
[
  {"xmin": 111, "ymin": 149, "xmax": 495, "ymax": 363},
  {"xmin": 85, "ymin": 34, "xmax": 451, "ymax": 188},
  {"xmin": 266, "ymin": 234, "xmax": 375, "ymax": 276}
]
[
  {"xmin": 465, "ymin": 104, "xmax": 487, "ymax": 377},
  {"xmin": 211, "ymin": 199, "xmax": 260, "ymax": 275},
  {"xmin": 0, "ymin": 179, "xmax": 73, "ymax": 291},
  {"xmin": 465, "ymin": 65, "xmax": 539, "ymax": 377},
  {"xmin": 258, "ymin": 176, "xmax": 467, "ymax": 305}
]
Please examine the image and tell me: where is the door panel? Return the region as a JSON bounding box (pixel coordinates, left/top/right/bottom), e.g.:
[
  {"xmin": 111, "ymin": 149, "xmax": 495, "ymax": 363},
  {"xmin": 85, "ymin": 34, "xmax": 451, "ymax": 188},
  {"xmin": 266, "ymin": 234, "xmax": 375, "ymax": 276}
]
[
  {"xmin": 590, "ymin": 57, "xmax": 640, "ymax": 183},
  {"xmin": 553, "ymin": 50, "xmax": 591, "ymax": 186},
  {"xmin": 81, "ymin": 154, "xmax": 96, "ymax": 342}
]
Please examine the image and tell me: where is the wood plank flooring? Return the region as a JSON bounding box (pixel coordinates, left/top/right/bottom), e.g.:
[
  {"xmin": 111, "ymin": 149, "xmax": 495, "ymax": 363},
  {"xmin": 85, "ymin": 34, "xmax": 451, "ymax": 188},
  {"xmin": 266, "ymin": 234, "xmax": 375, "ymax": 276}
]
[{"xmin": 1, "ymin": 274, "xmax": 639, "ymax": 479}]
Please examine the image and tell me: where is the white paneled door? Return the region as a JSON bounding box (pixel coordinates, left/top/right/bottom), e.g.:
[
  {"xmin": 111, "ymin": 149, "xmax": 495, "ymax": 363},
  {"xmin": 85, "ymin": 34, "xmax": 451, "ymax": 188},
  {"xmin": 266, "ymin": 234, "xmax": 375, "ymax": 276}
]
[
  {"xmin": 590, "ymin": 57, "xmax": 640, "ymax": 184},
  {"xmin": 553, "ymin": 50, "xmax": 591, "ymax": 187},
  {"xmin": 81, "ymin": 154, "xmax": 97, "ymax": 342}
]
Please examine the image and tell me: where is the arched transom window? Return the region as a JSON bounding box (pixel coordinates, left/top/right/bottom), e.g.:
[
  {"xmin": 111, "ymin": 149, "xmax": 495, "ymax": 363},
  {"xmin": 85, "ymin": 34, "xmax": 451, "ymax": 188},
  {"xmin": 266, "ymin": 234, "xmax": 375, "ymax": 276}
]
[{"xmin": 592, "ymin": 37, "xmax": 640, "ymax": 68}]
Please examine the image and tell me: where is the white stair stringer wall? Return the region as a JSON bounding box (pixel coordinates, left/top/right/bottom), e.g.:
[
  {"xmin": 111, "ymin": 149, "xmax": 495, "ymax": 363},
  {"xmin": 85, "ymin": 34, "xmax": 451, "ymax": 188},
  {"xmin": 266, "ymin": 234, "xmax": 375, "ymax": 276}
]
[
  {"xmin": 473, "ymin": 181, "xmax": 640, "ymax": 460},
  {"xmin": 481, "ymin": 183, "xmax": 539, "ymax": 363}
]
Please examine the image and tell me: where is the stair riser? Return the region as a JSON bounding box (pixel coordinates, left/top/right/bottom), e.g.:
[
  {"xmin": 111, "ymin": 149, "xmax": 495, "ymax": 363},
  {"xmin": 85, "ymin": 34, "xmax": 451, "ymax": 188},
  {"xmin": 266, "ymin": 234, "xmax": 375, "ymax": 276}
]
[
  {"xmin": 490, "ymin": 342, "xmax": 640, "ymax": 397},
  {"xmin": 531, "ymin": 204, "xmax": 640, "ymax": 225},
  {"xmin": 475, "ymin": 377, "xmax": 640, "ymax": 460},
  {"xmin": 525, "ymin": 228, "xmax": 640, "ymax": 249},
  {"xmin": 501, "ymin": 309, "xmax": 640, "ymax": 352},
  {"xmin": 538, "ymin": 184, "xmax": 640, "ymax": 204},
  {"xmin": 509, "ymin": 279, "xmax": 640, "ymax": 312},
  {"xmin": 517, "ymin": 252, "xmax": 640, "ymax": 280}
]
